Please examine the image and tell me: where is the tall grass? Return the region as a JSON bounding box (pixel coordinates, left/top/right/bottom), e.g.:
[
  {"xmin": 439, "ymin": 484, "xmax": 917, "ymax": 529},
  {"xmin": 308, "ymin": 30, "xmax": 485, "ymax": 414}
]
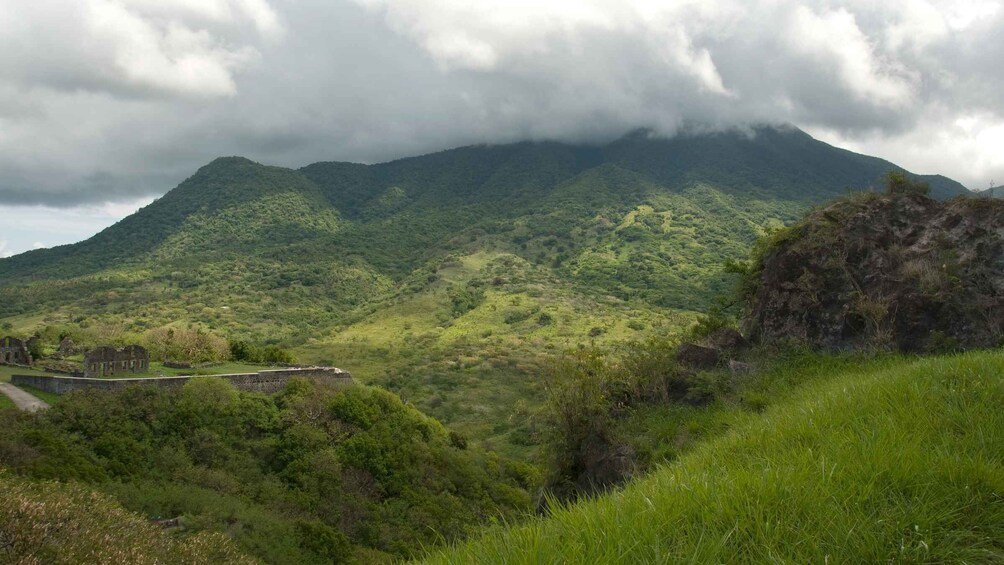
[{"xmin": 422, "ymin": 351, "xmax": 1004, "ymax": 564}]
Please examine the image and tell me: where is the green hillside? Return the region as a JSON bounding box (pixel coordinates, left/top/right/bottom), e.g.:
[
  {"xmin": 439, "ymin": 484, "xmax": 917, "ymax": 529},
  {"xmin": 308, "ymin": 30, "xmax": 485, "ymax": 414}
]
[
  {"xmin": 0, "ymin": 127, "xmax": 973, "ymax": 456},
  {"xmin": 1, "ymin": 470, "xmax": 252, "ymax": 564},
  {"xmin": 422, "ymin": 350, "xmax": 1004, "ymax": 564},
  {"xmin": 0, "ymin": 127, "xmax": 968, "ymax": 333},
  {"xmin": 0, "ymin": 378, "xmax": 535, "ymax": 563}
]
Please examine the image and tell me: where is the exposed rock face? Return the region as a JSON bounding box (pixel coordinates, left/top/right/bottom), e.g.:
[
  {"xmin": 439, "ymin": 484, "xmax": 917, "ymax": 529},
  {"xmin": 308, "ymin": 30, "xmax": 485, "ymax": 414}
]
[{"xmin": 744, "ymin": 193, "xmax": 1004, "ymax": 351}]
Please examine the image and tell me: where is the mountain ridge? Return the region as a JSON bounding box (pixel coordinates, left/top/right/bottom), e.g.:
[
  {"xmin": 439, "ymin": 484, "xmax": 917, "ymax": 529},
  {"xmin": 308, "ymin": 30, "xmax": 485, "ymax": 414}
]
[
  {"xmin": 0, "ymin": 126, "xmax": 973, "ymax": 341},
  {"xmin": 1, "ymin": 126, "xmax": 969, "ymax": 267}
]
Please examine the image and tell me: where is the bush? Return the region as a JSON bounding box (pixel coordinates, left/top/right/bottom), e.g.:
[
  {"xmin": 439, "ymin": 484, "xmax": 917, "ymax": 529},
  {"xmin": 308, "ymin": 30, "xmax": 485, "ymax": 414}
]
[
  {"xmin": 0, "ymin": 381, "xmax": 533, "ymax": 562},
  {"xmin": 884, "ymin": 171, "xmax": 930, "ymax": 196},
  {"xmin": 0, "ymin": 470, "xmax": 252, "ymax": 564},
  {"xmin": 146, "ymin": 326, "xmax": 230, "ymax": 363},
  {"xmin": 229, "ymin": 340, "xmax": 295, "ymax": 364},
  {"xmin": 541, "ymin": 350, "xmax": 622, "ymax": 498}
]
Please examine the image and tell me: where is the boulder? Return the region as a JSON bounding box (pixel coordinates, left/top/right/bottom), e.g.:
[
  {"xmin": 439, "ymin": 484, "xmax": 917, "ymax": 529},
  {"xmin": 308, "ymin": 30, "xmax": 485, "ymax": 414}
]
[
  {"xmin": 675, "ymin": 343, "xmax": 721, "ymax": 370},
  {"xmin": 703, "ymin": 328, "xmax": 749, "ymax": 352}
]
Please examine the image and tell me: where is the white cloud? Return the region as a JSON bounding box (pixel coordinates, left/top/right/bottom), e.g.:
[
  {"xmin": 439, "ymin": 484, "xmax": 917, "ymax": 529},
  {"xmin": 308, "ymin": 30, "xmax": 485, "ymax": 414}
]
[
  {"xmin": 0, "ymin": 0, "xmax": 279, "ymax": 99},
  {"xmin": 0, "ymin": 0, "xmax": 1003, "ymax": 217},
  {"xmin": 785, "ymin": 6, "xmax": 914, "ymax": 108}
]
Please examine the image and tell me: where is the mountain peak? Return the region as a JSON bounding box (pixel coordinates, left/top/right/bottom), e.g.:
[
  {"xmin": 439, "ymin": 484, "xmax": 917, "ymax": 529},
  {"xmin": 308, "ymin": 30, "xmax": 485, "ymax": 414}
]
[{"xmin": 205, "ymin": 155, "xmax": 260, "ymax": 167}]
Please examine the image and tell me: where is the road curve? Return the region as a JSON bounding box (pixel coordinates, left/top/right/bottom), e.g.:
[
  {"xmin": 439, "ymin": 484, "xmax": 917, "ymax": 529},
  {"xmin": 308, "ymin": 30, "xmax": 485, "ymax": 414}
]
[{"xmin": 0, "ymin": 382, "xmax": 50, "ymax": 412}]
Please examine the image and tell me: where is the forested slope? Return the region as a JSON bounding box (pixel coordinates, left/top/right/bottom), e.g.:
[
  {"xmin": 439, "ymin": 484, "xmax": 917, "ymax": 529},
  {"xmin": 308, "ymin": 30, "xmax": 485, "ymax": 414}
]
[{"xmin": 0, "ymin": 126, "xmax": 968, "ymax": 342}]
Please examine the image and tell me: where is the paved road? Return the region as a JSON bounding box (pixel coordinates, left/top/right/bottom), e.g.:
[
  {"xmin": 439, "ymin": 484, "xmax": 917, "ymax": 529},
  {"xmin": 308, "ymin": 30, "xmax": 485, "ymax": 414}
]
[{"xmin": 0, "ymin": 382, "xmax": 50, "ymax": 412}]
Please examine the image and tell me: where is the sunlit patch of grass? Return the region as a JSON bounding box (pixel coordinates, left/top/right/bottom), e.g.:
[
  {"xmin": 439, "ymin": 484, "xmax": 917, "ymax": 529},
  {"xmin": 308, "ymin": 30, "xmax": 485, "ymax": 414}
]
[
  {"xmin": 0, "ymin": 365, "xmax": 58, "ymax": 384},
  {"xmin": 421, "ymin": 350, "xmax": 1004, "ymax": 564}
]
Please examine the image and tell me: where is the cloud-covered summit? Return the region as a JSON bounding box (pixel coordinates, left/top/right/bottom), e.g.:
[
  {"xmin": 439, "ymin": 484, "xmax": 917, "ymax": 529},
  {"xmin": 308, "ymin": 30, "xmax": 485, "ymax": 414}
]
[{"xmin": 1, "ymin": 0, "xmax": 1002, "ymax": 210}]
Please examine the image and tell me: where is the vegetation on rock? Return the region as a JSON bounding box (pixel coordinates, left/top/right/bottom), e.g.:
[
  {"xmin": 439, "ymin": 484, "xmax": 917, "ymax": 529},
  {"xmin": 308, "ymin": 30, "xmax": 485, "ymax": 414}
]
[{"xmin": 740, "ymin": 185, "xmax": 1003, "ymax": 351}]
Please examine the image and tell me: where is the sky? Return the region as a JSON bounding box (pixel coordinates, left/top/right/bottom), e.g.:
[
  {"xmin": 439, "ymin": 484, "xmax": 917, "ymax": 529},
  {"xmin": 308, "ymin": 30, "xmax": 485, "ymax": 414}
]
[{"xmin": 2, "ymin": 0, "xmax": 1003, "ymax": 257}]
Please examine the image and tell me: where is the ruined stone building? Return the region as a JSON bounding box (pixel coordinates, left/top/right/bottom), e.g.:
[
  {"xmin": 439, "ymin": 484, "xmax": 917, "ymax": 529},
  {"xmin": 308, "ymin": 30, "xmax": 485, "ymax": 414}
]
[
  {"xmin": 0, "ymin": 336, "xmax": 32, "ymax": 365},
  {"xmin": 56, "ymin": 337, "xmax": 76, "ymax": 357},
  {"xmin": 84, "ymin": 345, "xmax": 149, "ymax": 377}
]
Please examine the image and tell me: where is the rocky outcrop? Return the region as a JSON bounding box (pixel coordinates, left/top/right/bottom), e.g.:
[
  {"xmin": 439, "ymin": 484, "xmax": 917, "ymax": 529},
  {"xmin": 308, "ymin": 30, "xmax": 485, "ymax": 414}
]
[{"xmin": 744, "ymin": 193, "xmax": 1004, "ymax": 351}]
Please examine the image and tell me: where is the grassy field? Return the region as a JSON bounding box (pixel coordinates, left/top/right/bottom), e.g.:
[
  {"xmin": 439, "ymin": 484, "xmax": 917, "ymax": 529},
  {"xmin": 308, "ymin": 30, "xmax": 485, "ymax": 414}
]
[
  {"xmin": 144, "ymin": 361, "xmax": 272, "ymax": 377},
  {"xmin": 0, "ymin": 365, "xmax": 57, "ymax": 384},
  {"xmin": 421, "ymin": 350, "xmax": 1004, "ymax": 564}
]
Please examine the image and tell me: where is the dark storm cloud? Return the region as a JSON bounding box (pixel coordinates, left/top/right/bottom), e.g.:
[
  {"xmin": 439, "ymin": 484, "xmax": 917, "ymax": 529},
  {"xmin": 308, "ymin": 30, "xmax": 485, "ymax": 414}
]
[{"xmin": 1, "ymin": 0, "xmax": 1003, "ymax": 208}]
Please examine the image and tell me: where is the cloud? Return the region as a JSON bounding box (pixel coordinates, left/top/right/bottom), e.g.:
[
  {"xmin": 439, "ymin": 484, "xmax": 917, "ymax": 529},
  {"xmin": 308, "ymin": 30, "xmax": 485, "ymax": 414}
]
[
  {"xmin": 0, "ymin": 0, "xmax": 280, "ymax": 100},
  {"xmin": 0, "ymin": 195, "xmax": 156, "ymax": 257},
  {"xmin": 0, "ymin": 0, "xmax": 1002, "ymax": 213}
]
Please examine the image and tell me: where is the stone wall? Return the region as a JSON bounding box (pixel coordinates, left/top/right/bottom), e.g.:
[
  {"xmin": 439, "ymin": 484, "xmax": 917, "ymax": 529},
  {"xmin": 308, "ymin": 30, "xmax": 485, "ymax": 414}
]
[{"xmin": 11, "ymin": 367, "xmax": 353, "ymax": 396}]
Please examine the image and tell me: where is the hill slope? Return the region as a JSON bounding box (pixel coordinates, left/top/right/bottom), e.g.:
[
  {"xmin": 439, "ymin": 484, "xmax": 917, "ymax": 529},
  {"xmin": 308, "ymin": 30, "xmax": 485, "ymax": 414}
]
[
  {"xmin": 0, "ymin": 126, "xmax": 969, "ymax": 327},
  {"xmin": 0, "ymin": 127, "xmax": 974, "ymax": 455},
  {"xmin": 422, "ymin": 350, "xmax": 1004, "ymax": 564}
]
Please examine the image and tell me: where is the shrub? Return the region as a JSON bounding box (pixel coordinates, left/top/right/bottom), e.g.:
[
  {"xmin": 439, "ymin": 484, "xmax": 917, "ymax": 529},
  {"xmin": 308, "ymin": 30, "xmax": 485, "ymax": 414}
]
[
  {"xmin": 541, "ymin": 350, "xmax": 623, "ymax": 498},
  {"xmin": 884, "ymin": 170, "xmax": 930, "ymax": 196},
  {"xmin": 146, "ymin": 326, "xmax": 230, "ymax": 363},
  {"xmin": 0, "ymin": 470, "xmax": 252, "ymax": 564}
]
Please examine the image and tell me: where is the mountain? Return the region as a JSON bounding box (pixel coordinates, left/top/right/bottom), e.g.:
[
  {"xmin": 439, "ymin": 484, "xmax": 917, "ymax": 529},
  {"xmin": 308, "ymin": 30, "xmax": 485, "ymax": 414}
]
[
  {"xmin": 0, "ymin": 125, "xmax": 969, "ymax": 338},
  {"xmin": 0, "ymin": 126, "xmax": 972, "ymax": 450}
]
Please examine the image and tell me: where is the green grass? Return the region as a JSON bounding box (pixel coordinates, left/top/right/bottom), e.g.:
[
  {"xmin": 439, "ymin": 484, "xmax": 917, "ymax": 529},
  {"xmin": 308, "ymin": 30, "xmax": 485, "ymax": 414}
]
[
  {"xmin": 14, "ymin": 385, "xmax": 63, "ymax": 406},
  {"xmin": 421, "ymin": 350, "xmax": 1004, "ymax": 564},
  {"xmin": 0, "ymin": 365, "xmax": 57, "ymax": 383},
  {"xmin": 0, "ymin": 394, "xmax": 14, "ymax": 411},
  {"xmin": 143, "ymin": 361, "xmax": 271, "ymax": 377}
]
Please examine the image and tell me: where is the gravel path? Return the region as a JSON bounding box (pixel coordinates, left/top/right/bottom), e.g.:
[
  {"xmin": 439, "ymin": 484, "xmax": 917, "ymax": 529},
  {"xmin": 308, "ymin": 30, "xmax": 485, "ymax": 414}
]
[{"xmin": 0, "ymin": 382, "xmax": 50, "ymax": 412}]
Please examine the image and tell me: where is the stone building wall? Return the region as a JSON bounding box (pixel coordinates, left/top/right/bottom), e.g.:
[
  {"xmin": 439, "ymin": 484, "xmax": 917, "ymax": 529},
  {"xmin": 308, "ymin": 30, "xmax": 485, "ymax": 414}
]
[
  {"xmin": 11, "ymin": 367, "xmax": 353, "ymax": 395},
  {"xmin": 83, "ymin": 345, "xmax": 150, "ymax": 377},
  {"xmin": 0, "ymin": 336, "xmax": 31, "ymax": 365}
]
